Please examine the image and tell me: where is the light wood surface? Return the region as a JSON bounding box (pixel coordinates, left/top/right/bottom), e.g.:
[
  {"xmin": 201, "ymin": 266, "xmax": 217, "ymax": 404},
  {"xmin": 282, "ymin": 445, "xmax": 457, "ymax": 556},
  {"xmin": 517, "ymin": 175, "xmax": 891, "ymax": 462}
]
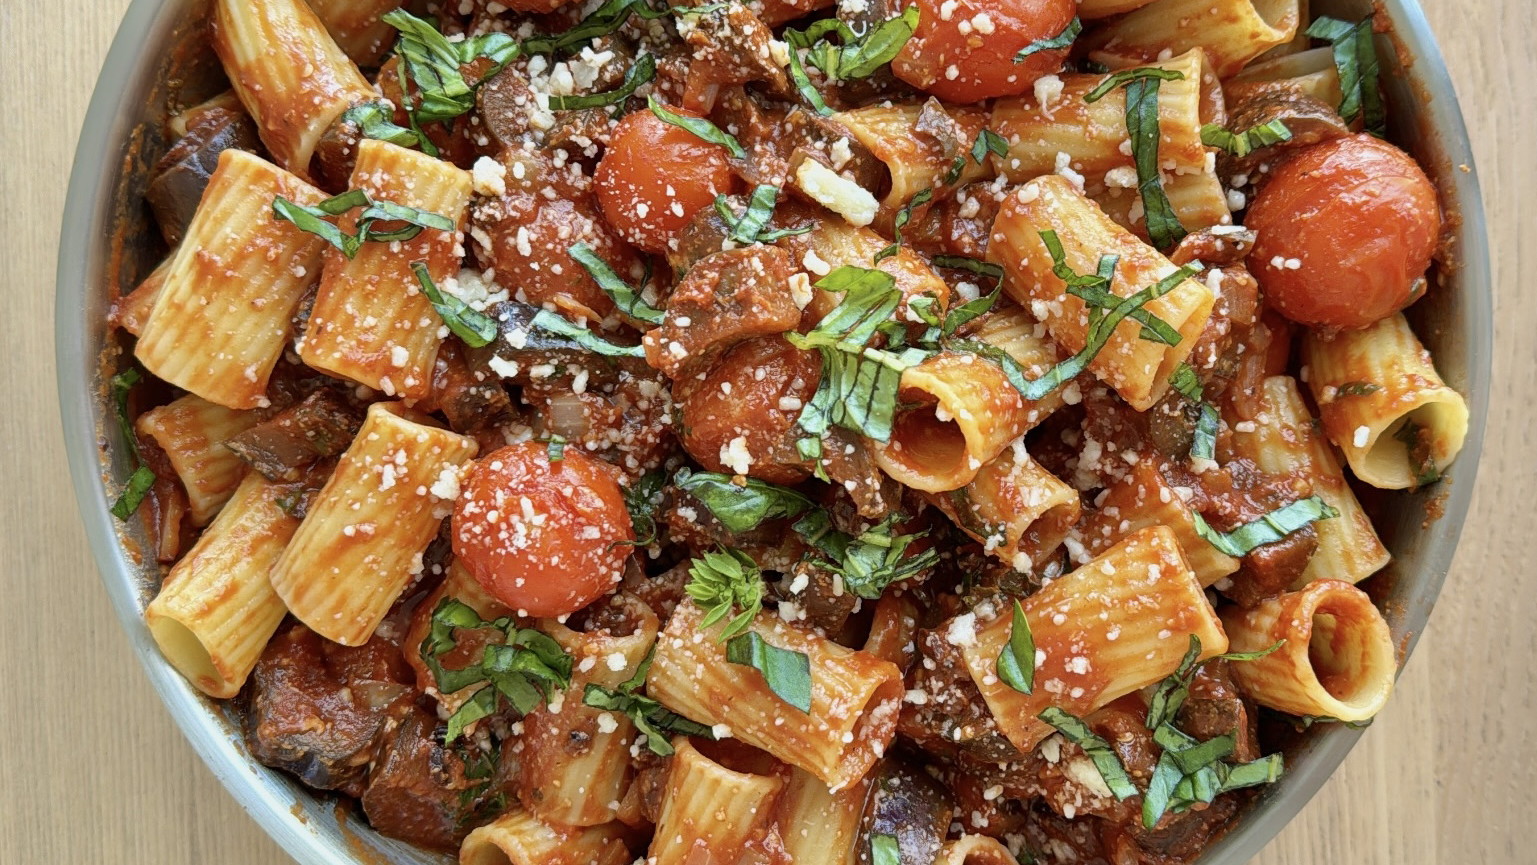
[{"xmin": 1, "ymin": 2, "xmax": 1531, "ymax": 864}]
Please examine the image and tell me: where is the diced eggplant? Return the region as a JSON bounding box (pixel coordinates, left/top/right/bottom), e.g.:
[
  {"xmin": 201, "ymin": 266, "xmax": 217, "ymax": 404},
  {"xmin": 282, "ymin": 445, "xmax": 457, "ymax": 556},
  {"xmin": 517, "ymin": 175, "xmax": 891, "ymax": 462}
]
[
  {"xmin": 361, "ymin": 706, "xmax": 482, "ymax": 852},
  {"xmin": 223, "ymin": 390, "xmax": 364, "ymax": 482},
  {"xmin": 863, "ymin": 759, "xmax": 955, "ymax": 865},
  {"xmin": 145, "ymin": 107, "xmax": 260, "ymax": 246}
]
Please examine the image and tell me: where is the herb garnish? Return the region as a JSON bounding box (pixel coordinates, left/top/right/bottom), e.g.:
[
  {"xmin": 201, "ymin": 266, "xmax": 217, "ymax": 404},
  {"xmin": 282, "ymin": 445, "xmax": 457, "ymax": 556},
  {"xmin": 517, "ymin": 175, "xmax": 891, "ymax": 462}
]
[
  {"xmin": 648, "ymin": 95, "xmax": 746, "ymax": 158},
  {"xmin": 1038, "ymin": 707, "xmax": 1140, "ymax": 800},
  {"xmin": 545, "ymin": 53, "xmax": 656, "ymax": 110},
  {"xmin": 1015, "ymin": 16, "xmax": 1082, "ymax": 62},
  {"xmin": 272, "ymin": 189, "xmax": 454, "ymax": 259},
  {"xmin": 996, "ymin": 599, "xmax": 1036, "ymax": 694},
  {"xmin": 792, "ymin": 510, "xmax": 940, "ymax": 599},
  {"xmin": 874, "ymin": 187, "xmax": 933, "ymax": 263},
  {"xmin": 1168, "ymin": 362, "xmax": 1220, "ymax": 462},
  {"xmin": 419, "ymin": 598, "xmax": 573, "ymax": 743},
  {"xmin": 411, "ymin": 262, "xmax": 498, "ymax": 348},
  {"xmin": 582, "ymin": 646, "xmax": 716, "ymax": 755},
  {"xmin": 382, "ymin": 10, "xmax": 519, "ymax": 152},
  {"xmin": 714, "ymin": 185, "xmax": 813, "ymax": 244},
  {"xmin": 108, "ymin": 368, "xmax": 156, "ymax": 519},
  {"xmin": 1085, "ymin": 67, "xmax": 1188, "ymax": 249},
  {"xmin": 1145, "ymin": 635, "xmax": 1284, "ymax": 730},
  {"xmin": 569, "ymin": 242, "xmax": 663, "ymax": 325},
  {"xmin": 1307, "ymin": 15, "xmax": 1387, "ymax": 137},
  {"xmin": 675, "ymin": 468, "xmax": 815, "ymax": 532},
  {"xmin": 685, "ymin": 548, "xmax": 765, "ymax": 640},
  {"xmin": 1191, "ymin": 495, "xmax": 1339, "ymax": 557},
  {"xmin": 726, "ymin": 631, "xmax": 814, "ymax": 712},
  {"xmin": 527, "ymin": 309, "xmax": 646, "ymax": 357},
  {"xmin": 1394, "ymin": 419, "xmax": 1440, "ymax": 487},
  {"xmin": 798, "ymin": 7, "xmax": 921, "ymax": 82},
  {"xmin": 343, "ymin": 102, "xmax": 428, "ymax": 151},
  {"xmin": 870, "ymin": 834, "xmax": 901, "ymax": 865},
  {"xmin": 1200, "ymin": 119, "xmax": 1292, "ymax": 157},
  {"xmin": 1335, "ymin": 381, "xmax": 1382, "ymax": 398}
]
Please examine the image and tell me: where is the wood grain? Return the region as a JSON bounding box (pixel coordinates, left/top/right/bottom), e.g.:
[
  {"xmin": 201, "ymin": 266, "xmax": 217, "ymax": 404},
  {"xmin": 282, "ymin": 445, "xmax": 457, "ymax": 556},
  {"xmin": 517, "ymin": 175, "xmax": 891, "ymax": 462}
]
[{"xmin": 1, "ymin": 1, "xmax": 1530, "ymax": 864}]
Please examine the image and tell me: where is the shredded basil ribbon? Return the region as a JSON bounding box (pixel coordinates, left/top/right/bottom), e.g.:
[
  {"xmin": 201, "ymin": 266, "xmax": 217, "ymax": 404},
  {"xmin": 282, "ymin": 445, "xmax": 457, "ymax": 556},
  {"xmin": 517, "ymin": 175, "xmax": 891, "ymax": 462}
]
[
  {"xmin": 930, "ymin": 254, "xmax": 1004, "ymax": 282},
  {"xmin": 674, "ymin": 468, "xmax": 814, "ymax": 532},
  {"xmin": 108, "ymin": 369, "xmax": 154, "ymax": 520},
  {"xmin": 799, "ymin": 7, "xmax": 921, "ymax": 82},
  {"xmin": 1015, "ymin": 16, "xmax": 1081, "ymax": 62},
  {"xmin": 726, "ymin": 631, "xmax": 813, "ymax": 713},
  {"xmin": 996, "ymin": 599, "xmax": 1036, "ymax": 694},
  {"xmin": 410, "ymin": 262, "xmax": 497, "ymax": 348},
  {"xmin": 343, "ymin": 102, "xmax": 427, "ymax": 151},
  {"xmin": 1037, "ymin": 707, "xmax": 1140, "ymax": 800},
  {"xmin": 791, "ymin": 510, "xmax": 939, "ymax": 600},
  {"xmin": 874, "ymin": 187, "xmax": 933, "ymax": 264},
  {"xmin": 569, "ymin": 242, "xmax": 663, "ymax": 324},
  {"xmin": 648, "ymin": 95, "xmax": 746, "ymax": 158},
  {"xmin": 1200, "ymin": 119, "xmax": 1293, "ymax": 157},
  {"xmin": 526, "ymin": 309, "xmax": 646, "ymax": 357},
  {"xmin": 715, "ymin": 185, "xmax": 812, "ymax": 244},
  {"xmin": 273, "ymin": 189, "xmax": 454, "ymax": 259},
  {"xmin": 382, "ymin": 9, "xmax": 519, "ymax": 146},
  {"xmin": 582, "ymin": 647, "xmax": 715, "ymax": 756},
  {"xmin": 620, "ymin": 468, "xmax": 666, "ymax": 546},
  {"xmin": 545, "ymin": 53, "xmax": 655, "ymax": 110},
  {"xmin": 1168, "ymin": 362, "xmax": 1220, "ymax": 462},
  {"xmin": 1146, "ymin": 635, "xmax": 1284, "ymax": 730},
  {"xmin": 1307, "ymin": 15, "xmax": 1387, "ymax": 138},
  {"xmin": 870, "ymin": 834, "xmax": 901, "ymax": 865},
  {"xmin": 1192, "ymin": 495, "xmax": 1339, "ymax": 557}
]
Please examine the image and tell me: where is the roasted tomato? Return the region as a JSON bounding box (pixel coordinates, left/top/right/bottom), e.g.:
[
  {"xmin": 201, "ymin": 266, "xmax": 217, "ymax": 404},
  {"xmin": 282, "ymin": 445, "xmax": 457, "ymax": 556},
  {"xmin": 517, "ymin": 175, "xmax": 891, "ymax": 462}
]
[
  {"xmin": 594, "ymin": 105, "xmax": 740, "ymax": 254},
  {"xmin": 451, "ymin": 443, "xmax": 634, "ymax": 618},
  {"xmin": 1246, "ymin": 134, "xmax": 1442, "ymax": 329},
  {"xmin": 891, "ymin": 0, "xmax": 1076, "ymax": 103}
]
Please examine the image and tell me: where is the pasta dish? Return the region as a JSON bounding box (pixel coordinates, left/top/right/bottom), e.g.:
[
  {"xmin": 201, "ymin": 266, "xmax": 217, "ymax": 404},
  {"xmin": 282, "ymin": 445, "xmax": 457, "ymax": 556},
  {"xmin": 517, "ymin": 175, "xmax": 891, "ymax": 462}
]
[{"xmin": 104, "ymin": 0, "xmax": 1469, "ymax": 862}]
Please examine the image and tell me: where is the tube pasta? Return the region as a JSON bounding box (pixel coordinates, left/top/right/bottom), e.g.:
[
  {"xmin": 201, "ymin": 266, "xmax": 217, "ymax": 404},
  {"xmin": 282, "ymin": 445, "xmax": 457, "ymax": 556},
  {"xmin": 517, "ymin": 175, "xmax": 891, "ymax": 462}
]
[
  {"xmin": 1079, "ymin": 0, "xmax": 1161, "ymax": 18},
  {"xmin": 135, "ymin": 149, "xmax": 329, "ymax": 409},
  {"xmin": 135, "ymin": 394, "xmax": 262, "ymax": 525},
  {"xmin": 112, "ymin": 256, "xmax": 168, "ymax": 337},
  {"xmin": 935, "ymin": 835, "xmax": 1021, "ymax": 865},
  {"xmin": 1228, "ymin": 376, "xmax": 1390, "ymax": 586},
  {"xmin": 955, "ymin": 527, "xmax": 1228, "ymax": 752},
  {"xmin": 1085, "ymin": 0, "xmax": 1301, "ymax": 79},
  {"xmin": 831, "ymin": 103, "xmax": 988, "ymax": 232},
  {"xmin": 1302, "ymin": 312, "xmax": 1469, "ymax": 490},
  {"xmin": 305, "ymin": 0, "xmax": 401, "ymax": 67},
  {"xmin": 211, "ymin": 0, "xmax": 375, "ymax": 179},
  {"xmin": 775, "ymin": 768, "xmax": 870, "ymax": 865},
  {"xmin": 144, "ymin": 472, "xmax": 297, "ymax": 698},
  {"xmin": 1228, "ymin": 46, "xmax": 1344, "ymax": 108},
  {"xmin": 1077, "ymin": 460, "xmax": 1240, "ymax": 587},
  {"xmin": 1094, "ymin": 169, "xmax": 1233, "ymax": 240},
  {"xmin": 1220, "ymin": 579, "xmax": 1396, "ymax": 722},
  {"xmin": 929, "ymin": 439, "xmax": 1081, "ymax": 570},
  {"xmin": 459, "ymin": 808, "xmax": 633, "ymax": 865},
  {"xmin": 646, "ymin": 738, "xmax": 785, "ymax": 865},
  {"xmin": 862, "ymin": 593, "xmax": 919, "ymax": 671},
  {"xmin": 300, "ymin": 139, "xmax": 473, "ymax": 400},
  {"xmin": 518, "ymin": 594, "xmax": 660, "ymax": 827},
  {"xmin": 991, "ymin": 50, "xmax": 1209, "ymax": 184},
  {"xmin": 646, "ymin": 600, "xmax": 903, "ymax": 791},
  {"xmin": 987, "ymin": 175, "xmax": 1215, "ymax": 411},
  {"xmin": 269, "ymin": 402, "xmax": 478, "ymax": 646},
  {"xmin": 781, "ymin": 218, "xmax": 951, "ymax": 320},
  {"xmin": 873, "ymin": 303, "xmax": 1064, "ymax": 492}
]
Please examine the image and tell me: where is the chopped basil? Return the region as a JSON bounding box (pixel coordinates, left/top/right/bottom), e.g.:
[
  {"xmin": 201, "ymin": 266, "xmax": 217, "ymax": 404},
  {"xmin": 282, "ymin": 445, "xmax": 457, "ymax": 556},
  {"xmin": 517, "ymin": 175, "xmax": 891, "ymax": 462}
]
[
  {"xmin": 686, "ymin": 548, "xmax": 765, "ymax": 640},
  {"xmin": 1039, "ymin": 229, "xmax": 1182, "ymax": 344},
  {"xmin": 383, "ymin": 10, "xmax": 519, "ymax": 127},
  {"xmin": 675, "ymin": 468, "xmax": 814, "ymax": 532},
  {"xmin": 1014, "ymin": 16, "xmax": 1081, "ymax": 62},
  {"xmin": 528, "ymin": 309, "xmax": 646, "ymax": 357},
  {"xmin": 1216, "ymin": 753, "xmax": 1285, "ymax": 792},
  {"xmin": 792, "ymin": 510, "xmax": 940, "ymax": 600},
  {"xmin": 111, "ymin": 466, "xmax": 156, "ymax": 520},
  {"xmin": 581, "ymin": 646, "xmax": 714, "ymax": 756},
  {"xmin": 273, "ymin": 190, "xmax": 454, "ymax": 259},
  {"xmin": 1142, "ymin": 750, "xmax": 1184, "ymax": 828},
  {"xmin": 108, "ymin": 369, "xmax": 154, "ymax": 520},
  {"xmin": 1156, "ymin": 725, "xmax": 1236, "ymax": 775},
  {"xmin": 419, "ymin": 598, "xmax": 573, "ymax": 743},
  {"xmin": 544, "ymin": 435, "xmax": 567, "ymax": 462},
  {"xmin": 621, "ymin": 468, "xmax": 667, "ymax": 545},
  {"xmin": 1395, "ymin": 419, "xmax": 1441, "ymax": 487},
  {"xmin": 523, "ymin": 0, "xmax": 637, "ymax": 55},
  {"xmin": 875, "ymin": 187, "xmax": 933, "ymax": 263},
  {"xmin": 715, "ymin": 185, "xmax": 812, "ymax": 244},
  {"xmin": 798, "ymin": 6, "xmax": 920, "ymax": 82},
  {"xmin": 1335, "ymin": 380, "xmax": 1382, "ymax": 398},
  {"xmin": 870, "ymin": 834, "xmax": 901, "ymax": 865},
  {"xmin": 1123, "ymin": 76, "xmax": 1187, "ymax": 250},
  {"xmin": 1200, "ymin": 119, "xmax": 1293, "ymax": 158},
  {"xmin": 1192, "ymin": 495, "xmax": 1340, "ymax": 557},
  {"xmin": 1147, "ymin": 634, "xmax": 1285, "ymax": 729},
  {"xmin": 546, "ymin": 52, "xmax": 655, "ymax": 109},
  {"xmin": 411, "ymin": 262, "xmax": 498, "ymax": 348},
  {"xmin": 971, "ymin": 127, "xmax": 1010, "ymax": 164},
  {"xmin": 1038, "ymin": 707, "xmax": 1139, "ymax": 800},
  {"xmin": 648, "ymin": 95, "xmax": 746, "ymax": 158},
  {"xmin": 343, "ymin": 101, "xmax": 427, "ymax": 151},
  {"xmin": 1307, "ymin": 16, "xmax": 1387, "ymax": 138},
  {"xmin": 1292, "ymin": 713, "xmax": 1374, "ymax": 731},
  {"xmin": 937, "ymin": 286, "xmax": 1001, "ymax": 338},
  {"xmin": 569, "ymin": 242, "xmax": 663, "ymax": 325},
  {"xmin": 1168, "ymin": 363, "xmax": 1219, "ymax": 462},
  {"xmin": 930, "ymin": 254, "xmax": 1005, "ymax": 283},
  {"xmin": 783, "ymin": 31, "xmax": 835, "ymax": 116},
  {"xmin": 726, "ymin": 631, "xmax": 813, "ymax": 712},
  {"xmin": 996, "ymin": 599, "xmax": 1036, "ymax": 695},
  {"xmin": 1082, "ymin": 67, "xmax": 1186, "ymax": 104}
]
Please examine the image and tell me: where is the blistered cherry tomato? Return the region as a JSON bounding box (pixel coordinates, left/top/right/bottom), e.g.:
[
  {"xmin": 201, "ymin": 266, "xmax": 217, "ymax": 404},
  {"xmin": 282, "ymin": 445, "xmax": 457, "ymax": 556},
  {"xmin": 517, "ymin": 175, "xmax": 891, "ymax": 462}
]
[
  {"xmin": 676, "ymin": 336, "xmax": 822, "ymax": 485},
  {"xmin": 1246, "ymin": 134, "xmax": 1442, "ymax": 329},
  {"xmin": 594, "ymin": 107, "xmax": 740, "ymax": 254},
  {"xmin": 451, "ymin": 443, "xmax": 634, "ymax": 618},
  {"xmin": 891, "ymin": 0, "xmax": 1076, "ymax": 103}
]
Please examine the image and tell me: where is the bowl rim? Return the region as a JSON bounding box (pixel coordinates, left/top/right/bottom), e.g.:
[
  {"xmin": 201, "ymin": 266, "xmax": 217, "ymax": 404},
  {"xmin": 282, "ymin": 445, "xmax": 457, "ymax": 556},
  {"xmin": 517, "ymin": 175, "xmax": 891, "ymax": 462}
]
[{"xmin": 55, "ymin": 1, "xmax": 1492, "ymax": 863}]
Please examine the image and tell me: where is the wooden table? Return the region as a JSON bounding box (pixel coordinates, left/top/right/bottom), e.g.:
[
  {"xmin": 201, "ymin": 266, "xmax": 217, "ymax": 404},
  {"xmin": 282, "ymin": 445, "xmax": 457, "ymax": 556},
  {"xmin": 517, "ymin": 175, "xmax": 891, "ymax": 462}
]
[{"xmin": 2, "ymin": 2, "xmax": 1530, "ymax": 863}]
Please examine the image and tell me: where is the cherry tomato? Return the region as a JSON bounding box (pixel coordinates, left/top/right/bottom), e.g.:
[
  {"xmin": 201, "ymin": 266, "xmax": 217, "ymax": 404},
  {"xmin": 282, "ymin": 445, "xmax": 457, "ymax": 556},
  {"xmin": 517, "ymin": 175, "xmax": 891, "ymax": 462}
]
[
  {"xmin": 676, "ymin": 336, "xmax": 822, "ymax": 485},
  {"xmin": 1246, "ymin": 134, "xmax": 1442, "ymax": 329},
  {"xmin": 451, "ymin": 443, "xmax": 634, "ymax": 618},
  {"xmin": 594, "ymin": 107, "xmax": 740, "ymax": 254},
  {"xmin": 891, "ymin": 0, "xmax": 1076, "ymax": 103}
]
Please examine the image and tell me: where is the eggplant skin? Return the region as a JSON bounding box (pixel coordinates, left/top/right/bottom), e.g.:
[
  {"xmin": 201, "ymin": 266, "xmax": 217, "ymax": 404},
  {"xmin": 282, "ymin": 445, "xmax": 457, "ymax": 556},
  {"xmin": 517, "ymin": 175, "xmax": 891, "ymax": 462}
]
[{"xmin": 145, "ymin": 108, "xmax": 261, "ymax": 247}]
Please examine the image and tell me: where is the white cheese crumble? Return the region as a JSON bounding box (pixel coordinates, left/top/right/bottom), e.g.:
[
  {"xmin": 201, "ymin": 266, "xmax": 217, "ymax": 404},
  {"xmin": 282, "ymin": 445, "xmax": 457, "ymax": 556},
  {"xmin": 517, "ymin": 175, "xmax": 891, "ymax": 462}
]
[{"xmin": 794, "ymin": 159, "xmax": 878, "ymax": 227}]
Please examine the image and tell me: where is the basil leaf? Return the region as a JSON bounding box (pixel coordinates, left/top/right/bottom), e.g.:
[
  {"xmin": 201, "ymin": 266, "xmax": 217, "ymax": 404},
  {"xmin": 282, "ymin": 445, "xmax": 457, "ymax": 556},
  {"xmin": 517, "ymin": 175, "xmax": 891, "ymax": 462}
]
[
  {"xmin": 546, "ymin": 52, "xmax": 655, "ymax": 109},
  {"xmin": 1307, "ymin": 16, "xmax": 1386, "ymax": 138},
  {"xmin": 569, "ymin": 242, "xmax": 663, "ymax": 325},
  {"xmin": 686, "ymin": 548, "xmax": 765, "ymax": 640},
  {"xmin": 544, "ymin": 435, "xmax": 567, "ymax": 462},
  {"xmin": 1158, "ymin": 727, "xmax": 1236, "ymax": 775},
  {"xmin": 621, "ymin": 468, "xmax": 667, "ymax": 545},
  {"xmin": 1037, "ymin": 707, "xmax": 1139, "ymax": 800},
  {"xmin": 1200, "ymin": 119, "xmax": 1292, "ymax": 157},
  {"xmin": 1142, "ymin": 750, "xmax": 1183, "ymax": 828},
  {"xmin": 875, "ymin": 187, "xmax": 933, "ymax": 264},
  {"xmin": 274, "ymin": 190, "xmax": 453, "ymax": 259},
  {"xmin": 411, "ymin": 262, "xmax": 497, "ymax": 348},
  {"xmin": 109, "ymin": 368, "xmax": 144, "ymax": 462},
  {"xmin": 1394, "ymin": 419, "xmax": 1441, "ymax": 487},
  {"xmin": 793, "ymin": 511, "xmax": 939, "ymax": 600},
  {"xmin": 940, "ymin": 286, "xmax": 1000, "ymax": 337},
  {"xmin": 383, "ymin": 10, "xmax": 519, "ymax": 125},
  {"xmin": 528, "ymin": 309, "xmax": 646, "ymax": 357},
  {"xmin": 996, "ymin": 599, "xmax": 1036, "ymax": 694},
  {"xmin": 716, "ymin": 185, "xmax": 810, "ymax": 244},
  {"xmin": 1216, "ymin": 753, "xmax": 1284, "ymax": 792},
  {"xmin": 930, "ymin": 254, "xmax": 1004, "ymax": 282},
  {"xmin": 870, "ymin": 834, "xmax": 901, "ymax": 865},
  {"xmin": 1015, "ymin": 16, "xmax": 1081, "ymax": 62},
  {"xmin": 1168, "ymin": 363, "xmax": 1219, "ymax": 462},
  {"xmin": 582, "ymin": 682, "xmax": 716, "ymax": 756},
  {"xmin": 1145, "ymin": 635, "xmax": 1203, "ymax": 729},
  {"xmin": 971, "ymin": 127, "xmax": 1010, "ymax": 164},
  {"xmin": 523, "ymin": 0, "xmax": 639, "ymax": 55},
  {"xmin": 1124, "ymin": 76, "xmax": 1187, "ymax": 250},
  {"xmin": 726, "ymin": 632, "xmax": 813, "ymax": 713},
  {"xmin": 802, "ymin": 6, "xmax": 920, "ymax": 81},
  {"xmin": 343, "ymin": 102, "xmax": 427, "ymax": 150},
  {"xmin": 1192, "ymin": 495, "xmax": 1339, "ymax": 558},
  {"xmin": 1082, "ymin": 67, "xmax": 1186, "ymax": 104},
  {"xmin": 648, "ymin": 95, "xmax": 746, "ymax": 158},
  {"xmin": 111, "ymin": 465, "xmax": 156, "ymax": 520},
  {"xmin": 784, "ymin": 33, "xmax": 835, "ymax": 116},
  {"xmin": 675, "ymin": 468, "xmax": 814, "ymax": 532}
]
